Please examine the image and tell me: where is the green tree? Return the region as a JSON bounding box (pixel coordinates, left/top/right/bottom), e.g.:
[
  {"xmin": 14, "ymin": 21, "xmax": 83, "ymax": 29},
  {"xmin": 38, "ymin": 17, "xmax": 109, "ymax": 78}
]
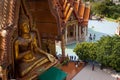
[
  {"xmin": 74, "ymin": 42, "xmax": 97, "ymax": 61},
  {"xmin": 91, "ymin": 0, "xmax": 120, "ymax": 19},
  {"xmin": 74, "ymin": 42, "xmax": 89, "ymax": 61},
  {"xmin": 109, "ymin": 35, "xmax": 120, "ymax": 71},
  {"xmin": 96, "ymin": 35, "xmax": 120, "ymax": 71},
  {"xmin": 74, "ymin": 35, "xmax": 120, "ymax": 71},
  {"xmin": 89, "ymin": 42, "xmax": 97, "ymax": 61},
  {"xmin": 96, "ymin": 36, "xmax": 113, "ymax": 66}
]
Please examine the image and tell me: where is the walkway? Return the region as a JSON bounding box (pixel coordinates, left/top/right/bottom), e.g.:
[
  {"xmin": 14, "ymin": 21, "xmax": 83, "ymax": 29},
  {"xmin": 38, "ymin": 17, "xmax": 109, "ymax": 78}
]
[
  {"xmin": 72, "ymin": 64, "xmax": 120, "ymax": 80},
  {"xmin": 61, "ymin": 62, "xmax": 84, "ymax": 80}
]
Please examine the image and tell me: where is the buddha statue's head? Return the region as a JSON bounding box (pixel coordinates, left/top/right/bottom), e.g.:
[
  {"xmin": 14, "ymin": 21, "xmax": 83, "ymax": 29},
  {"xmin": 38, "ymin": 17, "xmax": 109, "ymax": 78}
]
[{"xmin": 19, "ymin": 15, "xmax": 30, "ymax": 34}]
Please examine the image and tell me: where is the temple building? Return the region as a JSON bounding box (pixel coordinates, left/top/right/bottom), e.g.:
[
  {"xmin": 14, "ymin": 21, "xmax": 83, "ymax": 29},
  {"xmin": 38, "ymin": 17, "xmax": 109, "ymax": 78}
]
[
  {"xmin": 0, "ymin": 0, "xmax": 90, "ymax": 80},
  {"xmin": 65, "ymin": 0, "xmax": 90, "ymax": 44}
]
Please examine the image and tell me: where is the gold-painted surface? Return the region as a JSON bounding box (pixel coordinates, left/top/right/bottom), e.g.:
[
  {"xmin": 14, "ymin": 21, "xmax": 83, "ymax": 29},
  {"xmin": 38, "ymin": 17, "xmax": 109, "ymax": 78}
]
[
  {"xmin": 21, "ymin": 59, "xmax": 58, "ymax": 80},
  {"xmin": 21, "ymin": 57, "xmax": 48, "ymax": 76}
]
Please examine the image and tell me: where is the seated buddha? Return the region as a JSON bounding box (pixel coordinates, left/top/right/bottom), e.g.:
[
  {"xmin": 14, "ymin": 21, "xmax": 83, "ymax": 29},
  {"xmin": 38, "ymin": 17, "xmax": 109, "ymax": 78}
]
[{"xmin": 14, "ymin": 15, "xmax": 56, "ymax": 77}]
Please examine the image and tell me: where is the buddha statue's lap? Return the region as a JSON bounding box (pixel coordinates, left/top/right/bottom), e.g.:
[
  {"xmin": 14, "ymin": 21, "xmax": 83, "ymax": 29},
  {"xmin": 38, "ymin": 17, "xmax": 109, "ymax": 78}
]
[{"xmin": 18, "ymin": 53, "xmax": 49, "ymax": 77}]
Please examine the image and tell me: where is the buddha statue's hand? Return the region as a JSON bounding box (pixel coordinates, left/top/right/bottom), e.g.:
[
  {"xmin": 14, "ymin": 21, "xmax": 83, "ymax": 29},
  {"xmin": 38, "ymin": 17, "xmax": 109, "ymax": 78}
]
[{"xmin": 47, "ymin": 54, "xmax": 55, "ymax": 62}]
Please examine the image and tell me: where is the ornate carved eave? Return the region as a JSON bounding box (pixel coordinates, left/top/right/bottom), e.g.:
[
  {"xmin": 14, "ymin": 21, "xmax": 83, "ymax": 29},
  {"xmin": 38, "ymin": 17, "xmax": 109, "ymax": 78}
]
[
  {"xmin": 0, "ymin": 0, "xmax": 20, "ymax": 68},
  {"xmin": 73, "ymin": 0, "xmax": 90, "ymax": 26},
  {"xmin": 48, "ymin": 0, "xmax": 74, "ymax": 36},
  {"xmin": 0, "ymin": 0, "xmax": 16, "ymax": 29},
  {"xmin": 49, "ymin": 0, "xmax": 90, "ymax": 30}
]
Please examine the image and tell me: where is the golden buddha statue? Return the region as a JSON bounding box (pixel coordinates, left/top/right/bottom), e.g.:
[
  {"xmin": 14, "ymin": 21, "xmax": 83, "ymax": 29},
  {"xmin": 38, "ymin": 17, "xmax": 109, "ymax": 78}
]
[{"xmin": 14, "ymin": 15, "xmax": 56, "ymax": 77}]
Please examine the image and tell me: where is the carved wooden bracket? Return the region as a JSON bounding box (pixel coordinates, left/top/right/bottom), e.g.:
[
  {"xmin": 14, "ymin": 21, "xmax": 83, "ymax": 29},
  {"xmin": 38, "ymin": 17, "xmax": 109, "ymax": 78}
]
[{"xmin": 48, "ymin": 0, "xmax": 73, "ymax": 35}]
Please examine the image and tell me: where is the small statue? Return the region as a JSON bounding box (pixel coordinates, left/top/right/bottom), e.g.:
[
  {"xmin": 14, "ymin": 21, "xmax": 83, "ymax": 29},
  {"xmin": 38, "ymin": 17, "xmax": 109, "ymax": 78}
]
[{"xmin": 14, "ymin": 15, "xmax": 56, "ymax": 77}]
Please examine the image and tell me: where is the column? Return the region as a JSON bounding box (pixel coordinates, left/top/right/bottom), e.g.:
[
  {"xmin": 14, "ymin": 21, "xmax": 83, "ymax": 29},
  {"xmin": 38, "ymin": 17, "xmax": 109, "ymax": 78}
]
[
  {"xmin": 61, "ymin": 34, "xmax": 65, "ymax": 58},
  {"xmin": 84, "ymin": 26, "xmax": 87, "ymax": 41},
  {"xmin": 85, "ymin": 26, "xmax": 86, "ymax": 41},
  {"xmin": 86, "ymin": 26, "xmax": 88, "ymax": 41},
  {"xmin": 79, "ymin": 26, "xmax": 82, "ymax": 42},
  {"xmin": 76, "ymin": 24, "xmax": 79, "ymax": 43},
  {"xmin": 73, "ymin": 25, "xmax": 76, "ymax": 38},
  {"xmin": 65, "ymin": 26, "xmax": 68, "ymax": 44}
]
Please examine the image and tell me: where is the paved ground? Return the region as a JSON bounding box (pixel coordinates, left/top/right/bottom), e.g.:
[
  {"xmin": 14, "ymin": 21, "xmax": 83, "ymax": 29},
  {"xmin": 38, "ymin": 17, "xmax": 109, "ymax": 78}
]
[
  {"xmin": 61, "ymin": 62, "xmax": 84, "ymax": 80},
  {"xmin": 72, "ymin": 64, "xmax": 120, "ymax": 80}
]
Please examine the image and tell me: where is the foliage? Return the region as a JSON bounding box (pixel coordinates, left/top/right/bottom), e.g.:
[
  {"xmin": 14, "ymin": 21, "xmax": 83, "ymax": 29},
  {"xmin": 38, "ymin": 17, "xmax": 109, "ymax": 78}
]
[
  {"xmin": 96, "ymin": 36, "xmax": 113, "ymax": 66},
  {"xmin": 91, "ymin": 0, "xmax": 120, "ymax": 19},
  {"xmin": 74, "ymin": 42, "xmax": 97, "ymax": 61},
  {"xmin": 74, "ymin": 35, "xmax": 120, "ymax": 71},
  {"xmin": 96, "ymin": 35, "xmax": 120, "ymax": 71}
]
